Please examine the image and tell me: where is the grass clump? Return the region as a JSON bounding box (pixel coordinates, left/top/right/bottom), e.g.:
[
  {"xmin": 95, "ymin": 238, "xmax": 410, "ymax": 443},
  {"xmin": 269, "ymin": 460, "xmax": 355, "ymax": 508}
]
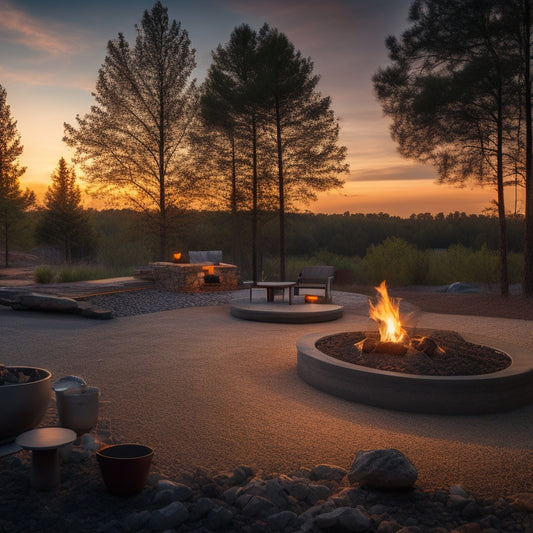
[
  {"xmin": 56, "ymin": 264, "xmax": 133, "ymax": 282},
  {"xmin": 34, "ymin": 264, "xmax": 133, "ymax": 284},
  {"xmin": 34, "ymin": 265, "xmax": 55, "ymax": 284}
]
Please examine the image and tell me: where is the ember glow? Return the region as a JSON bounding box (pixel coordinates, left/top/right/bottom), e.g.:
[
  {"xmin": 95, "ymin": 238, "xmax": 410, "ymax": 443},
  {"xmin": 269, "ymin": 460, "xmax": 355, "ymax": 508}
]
[{"xmin": 368, "ymin": 281, "xmax": 408, "ymax": 344}]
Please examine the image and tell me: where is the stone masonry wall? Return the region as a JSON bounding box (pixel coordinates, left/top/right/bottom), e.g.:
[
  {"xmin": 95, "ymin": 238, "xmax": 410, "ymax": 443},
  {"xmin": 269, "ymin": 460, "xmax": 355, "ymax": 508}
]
[{"xmin": 150, "ymin": 262, "xmax": 239, "ymax": 292}]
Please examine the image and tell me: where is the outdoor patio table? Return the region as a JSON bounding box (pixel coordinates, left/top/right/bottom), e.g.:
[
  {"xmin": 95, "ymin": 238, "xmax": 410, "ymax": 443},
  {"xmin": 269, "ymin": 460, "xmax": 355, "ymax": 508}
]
[
  {"xmin": 255, "ymin": 281, "xmax": 296, "ymax": 304},
  {"xmin": 16, "ymin": 427, "xmax": 76, "ymax": 490}
]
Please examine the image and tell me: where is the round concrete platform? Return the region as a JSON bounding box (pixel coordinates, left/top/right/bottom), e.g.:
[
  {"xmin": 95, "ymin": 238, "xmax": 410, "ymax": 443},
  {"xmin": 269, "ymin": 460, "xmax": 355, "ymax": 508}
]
[
  {"xmin": 230, "ymin": 301, "xmax": 344, "ymax": 323},
  {"xmin": 297, "ymin": 331, "xmax": 533, "ymax": 415}
]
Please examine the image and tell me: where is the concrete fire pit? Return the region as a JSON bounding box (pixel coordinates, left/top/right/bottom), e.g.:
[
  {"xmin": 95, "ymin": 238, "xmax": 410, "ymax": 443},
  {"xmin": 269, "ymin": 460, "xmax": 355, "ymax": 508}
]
[{"xmin": 297, "ymin": 332, "xmax": 533, "ymax": 415}]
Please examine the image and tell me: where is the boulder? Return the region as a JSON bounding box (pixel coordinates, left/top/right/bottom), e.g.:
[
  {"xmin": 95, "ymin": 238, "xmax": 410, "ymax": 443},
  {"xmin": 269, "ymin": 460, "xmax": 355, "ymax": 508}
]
[
  {"xmin": 0, "ymin": 289, "xmax": 113, "ymax": 319},
  {"xmin": 315, "ymin": 506, "xmax": 371, "ymax": 531},
  {"xmin": 348, "ymin": 449, "xmax": 417, "ymax": 490}
]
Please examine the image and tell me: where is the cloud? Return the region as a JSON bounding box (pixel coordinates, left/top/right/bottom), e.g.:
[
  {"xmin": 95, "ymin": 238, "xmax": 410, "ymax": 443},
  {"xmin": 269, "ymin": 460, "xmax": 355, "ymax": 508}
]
[
  {"xmin": 0, "ymin": 64, "xmax": 95, "ymax": 92},
  {"xmin": 0, "ymin": 65, "xmax": 56, "ymax": 86},
  {"xmin": 0, "ymin": 0, "xmax": 83, "ymax": 56},
  {"xmin": 348, "ymin": 164, "xmax": 436, "ymax": 182}
]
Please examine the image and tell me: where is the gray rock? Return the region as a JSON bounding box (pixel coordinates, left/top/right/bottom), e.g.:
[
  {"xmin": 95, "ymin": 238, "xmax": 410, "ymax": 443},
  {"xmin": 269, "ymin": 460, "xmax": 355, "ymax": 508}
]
[
  {"xmin": 2, "ymin": 290, "xmax": 114, "ymax": 319},
  {"xmin": 231, "ymin": 465, "xmax": 253, "ymax": 485},
  {"xmin": 206, "ymin": 505, "xmax": 233, "ymax": 529},
  {"xmin": 153, "ymin": 489, "xmax": 178, "ymax": 506},
  {"xmin": 446, "ymin": 282, "xmax": 480, "ymax": 294},
  {"xmin": 448, "ymin": 494, "xmax": 469, "ymax": 509},
  {"xmin": 190, "ymin": 497, "xmax": 216, "ymax": 519},
  {"xmin": 348, "ymin": 449, "xmax": 418, "ymax": 490},
  {"xmin": 299, "ymin": 500, "xmax": 336, "ymax": 521},
  {"xmin": 20, "ymin": 293, "xmax": 79, "ymax": 312},
  {"xmin": 286, "ymin": 480, "xmax": 311, "ymax": 501},
  {"xmin": 0, "ymin": 287, "xmax": 29, "ymax": 305},
  {"xmin": 449, "ymin": 485, "xmax": 469, "ymax": 498},
  {"xmin": 307, "ymin": 483, "xmax": 331, "ymax": 504},
  {"xmin": 262, "ymin": 479, "xmax": 289, "ymax": 507},
  {"xmin": 155, "ymin": 480, "xmax": 193, "ymax": 501},
  {"xmin": 369, "ymin": 503, "xmax": 391, "ymax": 515},
  {"xmin": 241, "ymin": 495, "xmax": 277, "ymax": 517},
  {"xmin": 148, "ymin": 501, "xmax": 188, "ymax": 530},
  {"xmin": 81, "ymin": 434, "xmax": 100, "ymax": 451},
  {"xmin": 223, "ymin": 485, "xmax": 242, "ymax": 504},
  {"xmin": 266, "ymin": 510, "xmax": 299, "ymax": 531},
  {"xmin": 461, "ymin": 500, "xmax": 480, "ymax": 518},
  {"xmin": 310, "ymin": 464, "xmax": 347, "ymax": 482},
  {"xmin": 235, "ymin": 492, "xmax": 253, "ymax": 509},
  {"xmin": 315, "ymin": 506, "xmax": 371, "ymax": 531},
  {"xmin": 124, "ymin": 510, "xmax": 149, "ymax": 530}
]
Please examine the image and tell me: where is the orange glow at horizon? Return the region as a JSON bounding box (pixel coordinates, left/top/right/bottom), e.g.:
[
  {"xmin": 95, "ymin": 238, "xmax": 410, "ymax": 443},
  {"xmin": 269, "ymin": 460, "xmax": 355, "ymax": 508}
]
[
  {"xmin": 311, "ymin": 178, "xmax": 505, "ymax": 217},
  {"xmin": 21, "ymin": 174, "xmax": 510, "ymax": 217}
]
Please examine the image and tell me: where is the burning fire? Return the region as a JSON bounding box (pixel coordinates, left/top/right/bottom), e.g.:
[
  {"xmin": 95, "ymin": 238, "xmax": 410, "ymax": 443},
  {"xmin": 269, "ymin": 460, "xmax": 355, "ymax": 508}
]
[
  {"xmin": 369, "ymin": 281, "xmax": 408, "ymax": 344},
  {"xmin": 355, "ymin": 280, "xmax": 444, "ymax": 357}
]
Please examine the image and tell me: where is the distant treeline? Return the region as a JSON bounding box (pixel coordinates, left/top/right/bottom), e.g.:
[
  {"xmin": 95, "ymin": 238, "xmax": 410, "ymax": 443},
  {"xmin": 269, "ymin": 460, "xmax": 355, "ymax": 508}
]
[
  {"xmin": 11, "ymin": 208, "xmax": 524, "ymax": 285},
  {"xmin": 14, "ymin": 209, "xmax": 524, "ymax": 265},
  {"xmin": 87, "ymin": 209, "xmax": 524, "ymax": 264}
]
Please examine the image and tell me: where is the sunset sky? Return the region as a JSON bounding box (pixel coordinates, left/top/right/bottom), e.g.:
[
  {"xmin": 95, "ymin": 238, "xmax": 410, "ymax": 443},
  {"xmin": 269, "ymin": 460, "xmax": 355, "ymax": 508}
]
[{"xmin": 1, "ymin": 0, "xmax": 505, "ymax": 216}]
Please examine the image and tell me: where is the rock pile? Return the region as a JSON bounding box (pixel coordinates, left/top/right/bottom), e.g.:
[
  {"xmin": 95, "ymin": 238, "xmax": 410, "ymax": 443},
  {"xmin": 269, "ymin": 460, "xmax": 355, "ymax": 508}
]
[
  {"xmin": 0, "ymin": 365, "xmax": 45, "ymax": 385},
  {"xmin": 1, "ymin": 443, "xmax": 532, "ymax": 532},
  {"xmin": 0, "ymin": 288, "xmax": 113, "ymax": 319}
]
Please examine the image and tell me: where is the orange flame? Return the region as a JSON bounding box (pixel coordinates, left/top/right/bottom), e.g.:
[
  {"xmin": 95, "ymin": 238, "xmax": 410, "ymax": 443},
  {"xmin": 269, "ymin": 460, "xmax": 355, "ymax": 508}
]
[{"xmin": 369, "ymin": 281, "xmax": 407, "ymax": 344}]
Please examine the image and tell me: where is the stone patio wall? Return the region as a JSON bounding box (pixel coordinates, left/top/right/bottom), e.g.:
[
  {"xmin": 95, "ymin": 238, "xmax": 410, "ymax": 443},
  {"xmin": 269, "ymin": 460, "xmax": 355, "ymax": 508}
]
[{"xmin": 150, "ymin": 262, "xmax": 239, "ymax": 292}]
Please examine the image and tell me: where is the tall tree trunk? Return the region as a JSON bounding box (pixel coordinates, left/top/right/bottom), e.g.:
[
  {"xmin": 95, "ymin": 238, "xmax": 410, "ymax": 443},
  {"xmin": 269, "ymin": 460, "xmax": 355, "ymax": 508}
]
[
  {"xmin": 3, "ymin": 213, "xmax": 8, "ymax": 268},
  {"xmin": 230, "ymin": 134, "xmax": 241, "ymax": 268},
  {"xmin": 251, "ymin": 113, "xmax": 258, "ymax": 283},
  {"xmin": 275, "ymin": 97, "xmax": 286, "ymax": 281},
  {"xmin": 159, "ymin": 189, "xmax": 167, "ymax": 261},
  {"xmin": 524, "ymin": 0, "xmax": 533, "ymax": 296},
  {"xmin": 159, "ymin": 98, "xmax": 167, "ymax": 261},
  {"xmin": 496, "ymin": 87, "xmax": 509, "ymax": 296}
]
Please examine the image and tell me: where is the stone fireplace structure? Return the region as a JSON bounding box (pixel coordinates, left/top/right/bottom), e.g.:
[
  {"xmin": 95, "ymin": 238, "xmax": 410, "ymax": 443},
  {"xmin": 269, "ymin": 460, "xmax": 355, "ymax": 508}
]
[{"xmin": 149, "ymin": 262, "xmax": 239, "ymax": 292}]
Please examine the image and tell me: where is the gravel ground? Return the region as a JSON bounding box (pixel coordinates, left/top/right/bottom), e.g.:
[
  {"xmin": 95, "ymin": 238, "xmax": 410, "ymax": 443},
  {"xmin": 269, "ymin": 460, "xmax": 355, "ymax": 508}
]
[
  {"xmin": 77, "ymin": 286, "xmax": 533, "ymax": 321},
  {"xmin": 2, "ymin": 286, "xmax": 532, "ymax": 532},
  {"xmin": 80, "ymin": 289, "xmax": 239, "ymax": 317}
]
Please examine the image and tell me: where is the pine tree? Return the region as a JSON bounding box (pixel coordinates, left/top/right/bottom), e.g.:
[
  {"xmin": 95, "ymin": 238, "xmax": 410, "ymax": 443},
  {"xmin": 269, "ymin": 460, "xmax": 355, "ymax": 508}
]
[
  {"xmin": 64, "ymin": 1, "xmax": 199, "ymax": 260},
  {"xmin": 200, "ymin": 24, "xmax": 348, "ymax": 281},
  {"xmin": 373, "ymin": 0, "xmax": 527, "ymax": 296},
  {"xmin": 0, "ymin": 84, "xmax": 35, "ymax": 267},
  {"xmin": 36, "ymin": 158, "xmax": 94, "ymax": 263},
  {"xmin": 199, "ymin": 24, "xmax": 263, "ymax": 280},
  {"xmin": 257, "ymin": 24, "xmax": 348, "ymax": 280}
]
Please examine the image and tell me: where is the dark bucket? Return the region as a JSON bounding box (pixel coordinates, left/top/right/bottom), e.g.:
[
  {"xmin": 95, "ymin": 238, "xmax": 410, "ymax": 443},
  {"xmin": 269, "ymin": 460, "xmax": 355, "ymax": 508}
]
[{"xmin": 96, "ymin": 444, "xmax": 154, "ymax": 495}]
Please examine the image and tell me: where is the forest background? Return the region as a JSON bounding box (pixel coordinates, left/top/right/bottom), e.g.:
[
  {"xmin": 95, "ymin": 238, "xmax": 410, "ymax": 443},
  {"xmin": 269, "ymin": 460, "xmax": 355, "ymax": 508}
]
[{"xmin": 6, "ymin": 207, "xmax": 525, "ymax": 290}]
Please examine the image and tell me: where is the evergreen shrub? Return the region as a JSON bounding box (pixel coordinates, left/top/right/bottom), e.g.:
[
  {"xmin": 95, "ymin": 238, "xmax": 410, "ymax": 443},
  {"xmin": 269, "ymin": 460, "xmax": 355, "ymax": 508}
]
[{"xmin": 360, "ymin": 237, "xmax": 428, "ymax": 286}]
